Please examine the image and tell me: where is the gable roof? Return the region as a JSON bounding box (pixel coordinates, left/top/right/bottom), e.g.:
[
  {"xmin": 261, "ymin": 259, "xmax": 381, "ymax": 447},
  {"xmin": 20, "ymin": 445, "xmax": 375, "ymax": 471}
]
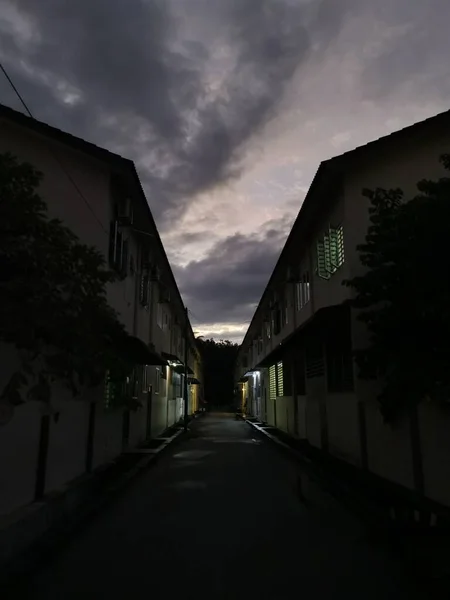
[
  {"xmin": 239, "ymin": 107, "xmax": 450, "ymax": 354},
  {"xmin": 0, "ymin": 102, "xmax": 128, "ymax": 168},
  {"xmin": 0, "ymin": 102, "xmax": 197, "ymax": 343}
]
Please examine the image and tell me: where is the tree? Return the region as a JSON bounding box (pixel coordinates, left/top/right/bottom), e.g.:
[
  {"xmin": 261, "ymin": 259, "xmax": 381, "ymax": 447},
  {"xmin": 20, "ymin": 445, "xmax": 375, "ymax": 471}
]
[
  {"xmin": 196, "ymin": 338, "xmax": 239, "ymax": 408},
  {"xmin": 344, "ymin": 154, "xmax": 450, "ymax": 422},
  {"xmin": 0, "ymin": 153, "xmax": 134, "ymax": 412}
]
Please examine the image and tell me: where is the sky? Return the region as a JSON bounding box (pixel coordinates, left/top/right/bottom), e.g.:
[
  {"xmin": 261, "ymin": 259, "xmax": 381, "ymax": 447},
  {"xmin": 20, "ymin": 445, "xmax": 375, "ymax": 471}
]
[{"xmin": 1, "ymin": 0, "xmax": 449, "ymax": 343}]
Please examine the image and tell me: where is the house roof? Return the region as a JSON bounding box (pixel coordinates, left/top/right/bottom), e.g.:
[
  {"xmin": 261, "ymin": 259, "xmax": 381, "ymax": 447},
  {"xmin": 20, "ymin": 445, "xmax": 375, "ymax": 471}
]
[
  {"xmin": 0, "ymin": 102, "xmax": 197, "ymax": 345},
  {"xmin": 239, "ymin": 107, "xmax": 450, "ymax": 355},
  {"xmin": 0, "ymin": 102, "xmax": 129, "ymax": 168}
]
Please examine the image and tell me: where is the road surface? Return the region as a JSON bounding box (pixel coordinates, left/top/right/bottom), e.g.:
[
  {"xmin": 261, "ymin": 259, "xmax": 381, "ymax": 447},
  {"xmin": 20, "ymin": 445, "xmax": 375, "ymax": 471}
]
[{"xmin": 8, "ymin": 413, "xmax": 417, "ymax": 599}]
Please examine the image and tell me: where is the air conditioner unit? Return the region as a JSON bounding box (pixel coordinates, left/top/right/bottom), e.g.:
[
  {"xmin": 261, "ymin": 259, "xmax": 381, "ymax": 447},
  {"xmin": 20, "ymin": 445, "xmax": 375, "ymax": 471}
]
[{"xmin": 117, "ymin": 197, "xmax": 134, "ymax": 226}]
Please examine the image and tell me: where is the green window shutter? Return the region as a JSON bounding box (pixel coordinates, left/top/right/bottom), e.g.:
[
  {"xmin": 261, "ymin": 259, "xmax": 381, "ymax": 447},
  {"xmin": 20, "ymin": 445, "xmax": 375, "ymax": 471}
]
[
  {"xmin": 316, "ymin": 240, "xmax": 329, "ymax": 279},
  {"xmin": 323, "ymin": 233, "xmax": 332, "ymax": 274},
  {"xmin": 329, "ymin": 227, "xmax": 338, "ymax": 270},
  {"xmin": 277, "ymin": 361, "xmax": 284, "ymax": 397},
  {"xmin": 269, "ymin": 365, "xmax": 277, "ymax": 400},
  {"xmin": 337, "ymin": 225, "xmax": 345, "ymax": 267}
]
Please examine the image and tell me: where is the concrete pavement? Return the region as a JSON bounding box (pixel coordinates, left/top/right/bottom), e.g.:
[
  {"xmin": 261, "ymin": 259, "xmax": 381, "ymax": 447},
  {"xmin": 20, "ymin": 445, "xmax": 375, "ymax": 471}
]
[{"xmin": 7, "ymin": 413, "xmax": 417, "ymax": 599}]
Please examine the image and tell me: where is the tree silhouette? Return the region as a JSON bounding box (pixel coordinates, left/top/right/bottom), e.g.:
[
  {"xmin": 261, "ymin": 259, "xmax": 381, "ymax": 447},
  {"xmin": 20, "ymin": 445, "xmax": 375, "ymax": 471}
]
[
  {"xmin": 0, "ymin": 153, "xmax": 133, "ymax": 411},
  {"xmin": 196, "ymin": 338, "xmax": 239, "ymax": 408},
  {"xmin": 344, "ymin": 154, "xmax": 450, "ymax": 422}
]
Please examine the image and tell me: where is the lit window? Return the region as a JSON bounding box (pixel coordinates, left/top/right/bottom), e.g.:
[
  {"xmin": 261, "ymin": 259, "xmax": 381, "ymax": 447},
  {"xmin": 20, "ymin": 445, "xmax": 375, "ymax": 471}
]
[
  {"xmin": 269, "ymin": 365, "xmax": 276, "ymax": 400},
  {"xmin": 317, "ymin": 225, "xmax": 344, "ymax": 279},
  {"xmin": 277, "ymin": 361, "xmax": 284, "ymax": 397}
]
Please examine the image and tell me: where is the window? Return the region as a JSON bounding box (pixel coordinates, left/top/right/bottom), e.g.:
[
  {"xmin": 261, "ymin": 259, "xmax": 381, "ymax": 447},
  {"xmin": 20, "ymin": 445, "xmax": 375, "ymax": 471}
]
[
  {"xmin": 326, "ymin": 330, "xmax": 354, "ymax": 393},
  {"xmin": 265, "ymin": 319, "xmax": 271, "ymax": 340},
  {"xmin": 269, "ymin": 365, "xmax": 277, "ymax": 400},
  {"xmin": 140, "ymin": 273, "xmax": 150, "ymax": 307},
  {"xmin": 156, "ymin": 304, "xmax": 163, "ymax": 329},
  {"xmin": 258, "ymin": 337, "xmax": 263, "ymax": 354},
  {"xmin": 155, "ymin": 368, "xmax": 161, "ymax": 394},
  {"xmin": 306, "ymin": 339, "xmax": 325, "ymax": 379},
  {"xmin": 141, "ymin": 365, "xmax": 148, "ymax": 393},
  {"xmin": 108, "ymin": 220, "xmax": 128, "ymax": 276},
  {"xmin": 269, "ymin": 361, "xmax": 285, "ymax": 397},
  {"xmin": 172, "ymin": 371, "xmax": 182, "ymax": 398},
  {"xmin": 104, "ymin": 371, "xmax": 127, "ymax": 409},
  {"xmin": 273, "ymin": 305, "xmax": 283, "ymax": 336},
  {"xmin": 295, "ymin": 270, "xmax": 311, "ymax": 311},
  {"xmin": 283, "ymin": 359, "xmax": 292, "ymax": 396},
  {"xmin": 316, "ymin": 225, "xmax": 345, "ymax": 279},
  {"xmin": 277, "ymin": 361, "xmax": 284, "ymax": 397}
]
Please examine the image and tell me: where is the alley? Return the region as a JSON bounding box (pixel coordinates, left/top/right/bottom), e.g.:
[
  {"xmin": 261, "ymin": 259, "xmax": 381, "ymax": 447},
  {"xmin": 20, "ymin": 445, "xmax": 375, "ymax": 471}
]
[{"xmin": 9, "ymin": 414, "xmax": 416, "ymax": 599}]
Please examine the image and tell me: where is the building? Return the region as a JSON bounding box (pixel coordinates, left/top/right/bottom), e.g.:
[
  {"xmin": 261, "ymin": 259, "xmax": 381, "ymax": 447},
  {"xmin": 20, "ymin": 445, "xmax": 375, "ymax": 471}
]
[
  {"xmin": 236, "ymin": 108, "xmax": 450, "ymax": 512},
  {"xmin": 0, "ymin": 104, "xmax": 202, "ymax": 518}
]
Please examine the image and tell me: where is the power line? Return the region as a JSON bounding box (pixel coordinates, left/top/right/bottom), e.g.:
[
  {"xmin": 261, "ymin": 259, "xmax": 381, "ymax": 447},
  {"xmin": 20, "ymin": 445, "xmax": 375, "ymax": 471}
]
[
  {"xmin": 0, "ymin": 61, "xmax": 108, "ymax": 235},
  {"xmin": 187, "ymin": 308, "xmax": 203, "ymax": 323},
  {"xmin": 0, "ymin": 63, "xmax": 32, "ymax": 117}
]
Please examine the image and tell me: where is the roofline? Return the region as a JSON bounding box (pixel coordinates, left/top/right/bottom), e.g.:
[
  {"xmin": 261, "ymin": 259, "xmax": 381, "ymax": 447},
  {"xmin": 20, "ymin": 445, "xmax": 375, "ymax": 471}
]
[
  {"xmin": 238, "ymin": 106, "xmax": 450, "ymax": 355},
  {"xmin": 0, "ymin": 103, "xmax": 196, "ymax": 344},
  {"xmin": 238, "ymin": 161, "xmax": 330, "ymax": 354}
]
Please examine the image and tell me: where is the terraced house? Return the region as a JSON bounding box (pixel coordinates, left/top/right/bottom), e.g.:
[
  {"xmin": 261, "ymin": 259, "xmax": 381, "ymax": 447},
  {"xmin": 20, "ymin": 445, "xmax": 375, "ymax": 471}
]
[
  {"xmin": 236, "ymin": 109, "xmax": 450, "ymax": 515},
  {"xmin": 0, "ymin": 104, "xmax": 202, "ymax": 518}
]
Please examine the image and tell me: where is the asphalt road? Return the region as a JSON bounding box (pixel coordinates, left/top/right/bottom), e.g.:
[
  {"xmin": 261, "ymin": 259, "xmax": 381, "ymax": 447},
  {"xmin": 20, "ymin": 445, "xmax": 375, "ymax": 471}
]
[{"xmin": 9, "ymin": 413, "xmax": 417, "ymax": 599}]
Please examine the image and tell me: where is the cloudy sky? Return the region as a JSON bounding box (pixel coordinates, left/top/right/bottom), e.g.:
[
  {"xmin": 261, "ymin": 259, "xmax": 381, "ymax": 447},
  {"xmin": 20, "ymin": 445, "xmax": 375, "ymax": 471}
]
[{"xmin": 1, "ymin": 0, "xmax": 449, "ymax": 342}]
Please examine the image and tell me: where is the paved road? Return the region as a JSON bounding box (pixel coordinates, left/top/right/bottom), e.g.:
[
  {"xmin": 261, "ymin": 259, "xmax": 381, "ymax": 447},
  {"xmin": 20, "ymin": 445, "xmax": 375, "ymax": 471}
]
[{"xmin": 10, "ymin": 413, "xmax": 417, "ymax": 599}]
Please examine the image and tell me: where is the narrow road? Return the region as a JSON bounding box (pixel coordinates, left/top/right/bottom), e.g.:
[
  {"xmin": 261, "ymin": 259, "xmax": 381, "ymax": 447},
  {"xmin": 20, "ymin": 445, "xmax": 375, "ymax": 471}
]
[{"xmin": 11, "ymin": 413, "xmax": 416, "ymax": 599}]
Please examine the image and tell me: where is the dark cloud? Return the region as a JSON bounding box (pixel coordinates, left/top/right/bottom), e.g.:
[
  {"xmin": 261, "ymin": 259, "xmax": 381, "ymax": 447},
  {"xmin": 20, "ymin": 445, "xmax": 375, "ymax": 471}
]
[
  {"xmin": 359, "ymin": 1, "xmax": 450, "ymax": 100},
  {"xmin": 0, "ymin": 0, "xmax": 344, "ymax": 223},
  {"xmin": 175, "ymin": 213, "xmax": 293, "ymax": 325}
]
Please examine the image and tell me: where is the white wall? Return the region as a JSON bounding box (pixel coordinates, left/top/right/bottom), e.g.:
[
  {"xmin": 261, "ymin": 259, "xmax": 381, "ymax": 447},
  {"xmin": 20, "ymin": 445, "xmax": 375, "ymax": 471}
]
[
  {"xmin": 45, "ymin": 392, "xmax": 90, "ymax": 493},
  {"xmin": 326, "ymin": 393, "xmax": 361, "ymax": 467},
  {"xmin": 92, "ymin": 408, "xmax": 124, "ymax": 469}
]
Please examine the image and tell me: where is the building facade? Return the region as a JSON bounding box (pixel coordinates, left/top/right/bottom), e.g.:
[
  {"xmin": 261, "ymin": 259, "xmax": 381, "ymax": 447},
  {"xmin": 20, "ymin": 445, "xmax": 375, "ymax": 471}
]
[
  {"xmin": 0, "ymin": 104, "xmax": 202, "ymax": 517},
  {"xmin": 236, "ymin": 109, "xmax": 450, "ymax": 511}
]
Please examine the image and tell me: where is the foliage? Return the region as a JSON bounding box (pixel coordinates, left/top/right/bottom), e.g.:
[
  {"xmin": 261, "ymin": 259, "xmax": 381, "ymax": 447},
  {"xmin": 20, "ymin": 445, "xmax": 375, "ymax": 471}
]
[
  {"xmin": 0, "ymin": 153, "xmax": 134, "ymax": 409},
  {"xmin": 344, "ymin": 154, "xmax": 450, "ymax": 422},
  {"xmin": 196, "ymin": 338, "xmax": 239, "ymax": 407}
]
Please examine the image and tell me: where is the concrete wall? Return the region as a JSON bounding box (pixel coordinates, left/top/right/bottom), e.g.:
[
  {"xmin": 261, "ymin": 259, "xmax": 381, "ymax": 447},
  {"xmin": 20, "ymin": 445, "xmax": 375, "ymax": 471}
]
[
  {"xmin": 326, "ymin": 393, "xmax": 360, "ymax": 467},
  {"xmin": 45, "ymin": 392, "xmax": 91, "ymax": 493},
  {"xmin": 275, "ymin": 397, "xmax": 295, "ymax": 436}
]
